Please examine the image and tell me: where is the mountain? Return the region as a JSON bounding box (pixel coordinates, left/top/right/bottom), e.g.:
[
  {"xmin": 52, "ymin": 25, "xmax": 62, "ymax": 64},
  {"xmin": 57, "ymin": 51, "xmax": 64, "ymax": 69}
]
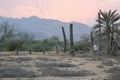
[{"xmin": 0, "ymin": 16, "xmax": 91, "ymax": 41}]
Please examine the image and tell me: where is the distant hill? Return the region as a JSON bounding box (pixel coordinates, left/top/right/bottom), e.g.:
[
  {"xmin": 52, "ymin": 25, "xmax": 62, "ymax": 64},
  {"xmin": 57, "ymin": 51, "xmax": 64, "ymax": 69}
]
[{"xmin": 0, "ymin": 16, "xmax": 91, "ymax": 41}]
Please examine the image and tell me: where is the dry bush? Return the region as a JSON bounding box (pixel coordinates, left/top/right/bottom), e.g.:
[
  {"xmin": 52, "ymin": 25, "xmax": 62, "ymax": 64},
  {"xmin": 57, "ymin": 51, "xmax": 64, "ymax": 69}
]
[
  {"xmin": 35, "ymin": 62, "xmax": 76, "ymax": 67},
  {"xmin": 108, "ymin": 72, "xmax": 120, "ymax": 80},
  {"xmin": 91, "ymin": 57, "xmax": 103, "ymax": 61},
  {"xmin": 90, "ymin": 55, "xmax": 107, "ymax": 61},
  {"xmin": 0, "ymin": 62, "xmax": 32, "ymax": 69},
  {"xmin": 79, "ymin": 53, "xmax": 93, "ymax": 58},
  {"xmin": 42, "ymin": 67, "xmax": 96, "ymax": 77},
  {"xmin": 102, "ymin": 60, "xmax": 113, "ymax": 66},
  {"xmin": 105, "ymin": 66, "xmax": 120, "ymax": 73},
  {"xmin": 0, "ymin": 63, "xmax": 20, "ymax": 68},
  {"xmin": 0, "ymin": 57, "xmax": 33, "ymax": 62},
  {"xmin": 79, "ymin": 63, "xmax": 85, "ymax": 65},
  {"xmin": 37, "ymin": 57, "xmax": 57, "ymax": 61},
  {"xmin": 106, "ymin": 67, "xmax": 120, "ymax": 80},
  {"xmin": 0, "ymin": 58, "xmax": 7, "ymax": 61},
  {"xmin": 0, "ymin": 68, "xmax": 36, "ymax": 78},
  {"xmin": 9, "ymin": 57, "xmax": 33, "ymax": 61},
  {"xmin": 97, "ymin": 65, "xmax": 104, "ymax": 68},
  {"xmin": 94, "ymin": 50, "xmax": 107, "ymax": 56},
  {"xmin": 0, "ymin": 57, "xmax": 12, "ymax": 61}
]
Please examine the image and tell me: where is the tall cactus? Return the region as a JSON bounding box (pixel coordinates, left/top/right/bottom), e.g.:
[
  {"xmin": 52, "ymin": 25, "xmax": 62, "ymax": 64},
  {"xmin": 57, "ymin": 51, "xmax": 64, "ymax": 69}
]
[
  {"xmin": 69, "ymin": 24, "xmax": 74, "ymax": 55},
  {"xmin": 62, "ymin": 27, "xmax": 67, "ymax": 52}
]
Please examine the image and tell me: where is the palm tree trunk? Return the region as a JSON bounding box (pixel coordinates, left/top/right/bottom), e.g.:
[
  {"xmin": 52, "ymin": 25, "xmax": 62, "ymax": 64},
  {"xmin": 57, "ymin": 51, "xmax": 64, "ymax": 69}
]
[
  {"xmin": 107, "ymin": 30, "xmax": 111, "ymax": 55},
  {"xmin": 55, "ymin": 45, "xmax": 59, "ymax": 54},
  {"xmin": 42, "ymin": 48, "xmax": 46, "ymax": 54},
  {"xmin": 16, "ymin": 48, "xmax": 19, "ymax": 55},
  {"xmin": 62, "ymin": 27, "xmax": 67, "ymax": 53},
  {"xmin": 98, "ymin": 13, "xmax": 102, "ymax": 51},
  {"xmin": 98, "ymin": 27, "xmax": 102, "ymax": 51},
  {"xmin": 91, "ymin": 32, "xmax": 94, "ymax": 53},
  {"xmin": 69, "ymin": 24, "xmax": 74, "ymax": 56},
  {"xmin": 29, "ymin": 49, "xmax": 32, "ymax": 54}
]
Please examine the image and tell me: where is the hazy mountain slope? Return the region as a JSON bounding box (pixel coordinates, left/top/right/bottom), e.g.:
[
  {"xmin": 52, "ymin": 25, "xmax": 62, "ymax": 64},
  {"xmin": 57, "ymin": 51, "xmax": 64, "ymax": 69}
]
[{"xmin": 0, "ymin": 16, "xmax": 91, "ymax": 41}]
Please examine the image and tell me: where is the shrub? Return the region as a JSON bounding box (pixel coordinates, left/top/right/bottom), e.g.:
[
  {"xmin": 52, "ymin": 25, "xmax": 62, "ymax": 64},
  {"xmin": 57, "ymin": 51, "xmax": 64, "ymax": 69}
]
[
  {"xmin": 35, "ymin": 62, "xmax": 76, "ymax": 67},
  {"xmin": 9, "ymin": 57, "xmax": 33, "ymax": 61},
  {"xmin": 108, "ymin": 72, "xmax": 120, "ymax": 80},
  {"xmin": 97, "ymin": 65, "xmax": 104, "ymax": 68},
  {"xmin": 37, "ymin": 57, "xmax": 57, "ymax": 61},
  {"xmin": 107, "ymin": 67, "xmax": 120, "ymax": 80},
  {"xmin": 102, "ymin": 60, "xmax": 113, "ymax": 66},
  {"xmin": 0, "ymin": 68, "xmax": 36, "ymax": 78},
  {"xmin": 42, "ymin": 67, "xmax": 96, "ymax": 77},
  {"xmin": 74, "ymin": 42, "xmax": 91, "ymax": 52},
  {"xmin": 105, "ymin": 67, "xmax": 120, "ymax": 73}
]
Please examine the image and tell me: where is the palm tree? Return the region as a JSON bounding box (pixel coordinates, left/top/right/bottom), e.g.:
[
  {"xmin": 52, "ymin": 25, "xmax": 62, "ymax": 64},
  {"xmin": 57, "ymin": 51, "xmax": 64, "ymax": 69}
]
[{"xmin": 98, "ymin": 10, "xmax": 120, "ymax": 55}]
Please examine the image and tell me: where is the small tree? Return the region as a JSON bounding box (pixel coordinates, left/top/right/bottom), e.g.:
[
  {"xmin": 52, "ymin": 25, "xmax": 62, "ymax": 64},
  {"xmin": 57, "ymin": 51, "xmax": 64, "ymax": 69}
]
[
  {"xmin": 6, "ymin": 32, "xmax": 34, "ymax": 51},
  {"xmin": 0, "ymin": 21, "xmax": 15, "ymax": 42}
]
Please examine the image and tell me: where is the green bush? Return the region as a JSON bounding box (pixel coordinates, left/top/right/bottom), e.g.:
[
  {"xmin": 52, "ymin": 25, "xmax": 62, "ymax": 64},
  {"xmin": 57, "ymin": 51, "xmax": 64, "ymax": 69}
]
[
  {"xmin": 29, "ymin": 37, "xmax": 64, "ymax": 52},
  {"xmin": 74, "ymin": 42, "xmax": 91, "ymax": 52},
  {"xmin": 6, "ymin": 41, "xmax": 23, "ymax": 51}
]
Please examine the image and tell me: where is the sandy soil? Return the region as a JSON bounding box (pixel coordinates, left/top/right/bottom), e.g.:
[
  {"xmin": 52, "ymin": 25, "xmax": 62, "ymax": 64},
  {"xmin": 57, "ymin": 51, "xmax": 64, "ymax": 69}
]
[{"xmin": 0, "ymin": 52, "xmax": 119, "ymax": 80}]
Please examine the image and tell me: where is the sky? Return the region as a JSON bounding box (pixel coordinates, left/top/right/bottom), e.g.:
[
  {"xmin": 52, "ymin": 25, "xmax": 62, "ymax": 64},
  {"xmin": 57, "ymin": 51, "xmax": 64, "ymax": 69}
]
[{"xmin": 0, "ymin": 0, "xmax": 120, "ymax": 27}]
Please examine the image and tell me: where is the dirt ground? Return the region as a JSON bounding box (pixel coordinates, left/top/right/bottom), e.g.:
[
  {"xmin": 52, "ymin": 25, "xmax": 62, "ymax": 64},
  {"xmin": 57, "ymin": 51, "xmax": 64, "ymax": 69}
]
[{"xmin": 0, "ymin": 52, "xmax": 120, "ymax": 80}]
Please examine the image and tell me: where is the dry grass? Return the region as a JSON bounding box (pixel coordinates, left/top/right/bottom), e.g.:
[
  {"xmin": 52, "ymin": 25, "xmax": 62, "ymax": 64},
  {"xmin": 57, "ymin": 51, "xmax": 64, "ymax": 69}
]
[{"xmin": 0, "ymin": 52, "xmax": 16, "ymax": 56}]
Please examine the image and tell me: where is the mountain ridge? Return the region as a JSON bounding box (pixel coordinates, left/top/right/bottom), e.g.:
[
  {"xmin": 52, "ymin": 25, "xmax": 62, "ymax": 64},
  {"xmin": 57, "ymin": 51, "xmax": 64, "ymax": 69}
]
[{"xmin": 0, "ymin": 16, "xmax": 91, "ymax": 41}]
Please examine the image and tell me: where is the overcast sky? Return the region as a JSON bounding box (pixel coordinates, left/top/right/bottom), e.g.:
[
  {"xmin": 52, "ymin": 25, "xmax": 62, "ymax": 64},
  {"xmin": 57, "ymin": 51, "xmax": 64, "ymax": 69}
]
[{"xmin": 0, "ymin": 0, "xmax": 120, "ymax": 26}]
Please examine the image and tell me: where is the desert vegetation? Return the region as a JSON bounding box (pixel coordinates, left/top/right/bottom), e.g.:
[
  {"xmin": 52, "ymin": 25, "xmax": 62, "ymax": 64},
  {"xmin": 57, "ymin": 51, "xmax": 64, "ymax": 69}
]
[{"xmin": 0, "ymin": 10, "xmax": 120, "ymax": 80}]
